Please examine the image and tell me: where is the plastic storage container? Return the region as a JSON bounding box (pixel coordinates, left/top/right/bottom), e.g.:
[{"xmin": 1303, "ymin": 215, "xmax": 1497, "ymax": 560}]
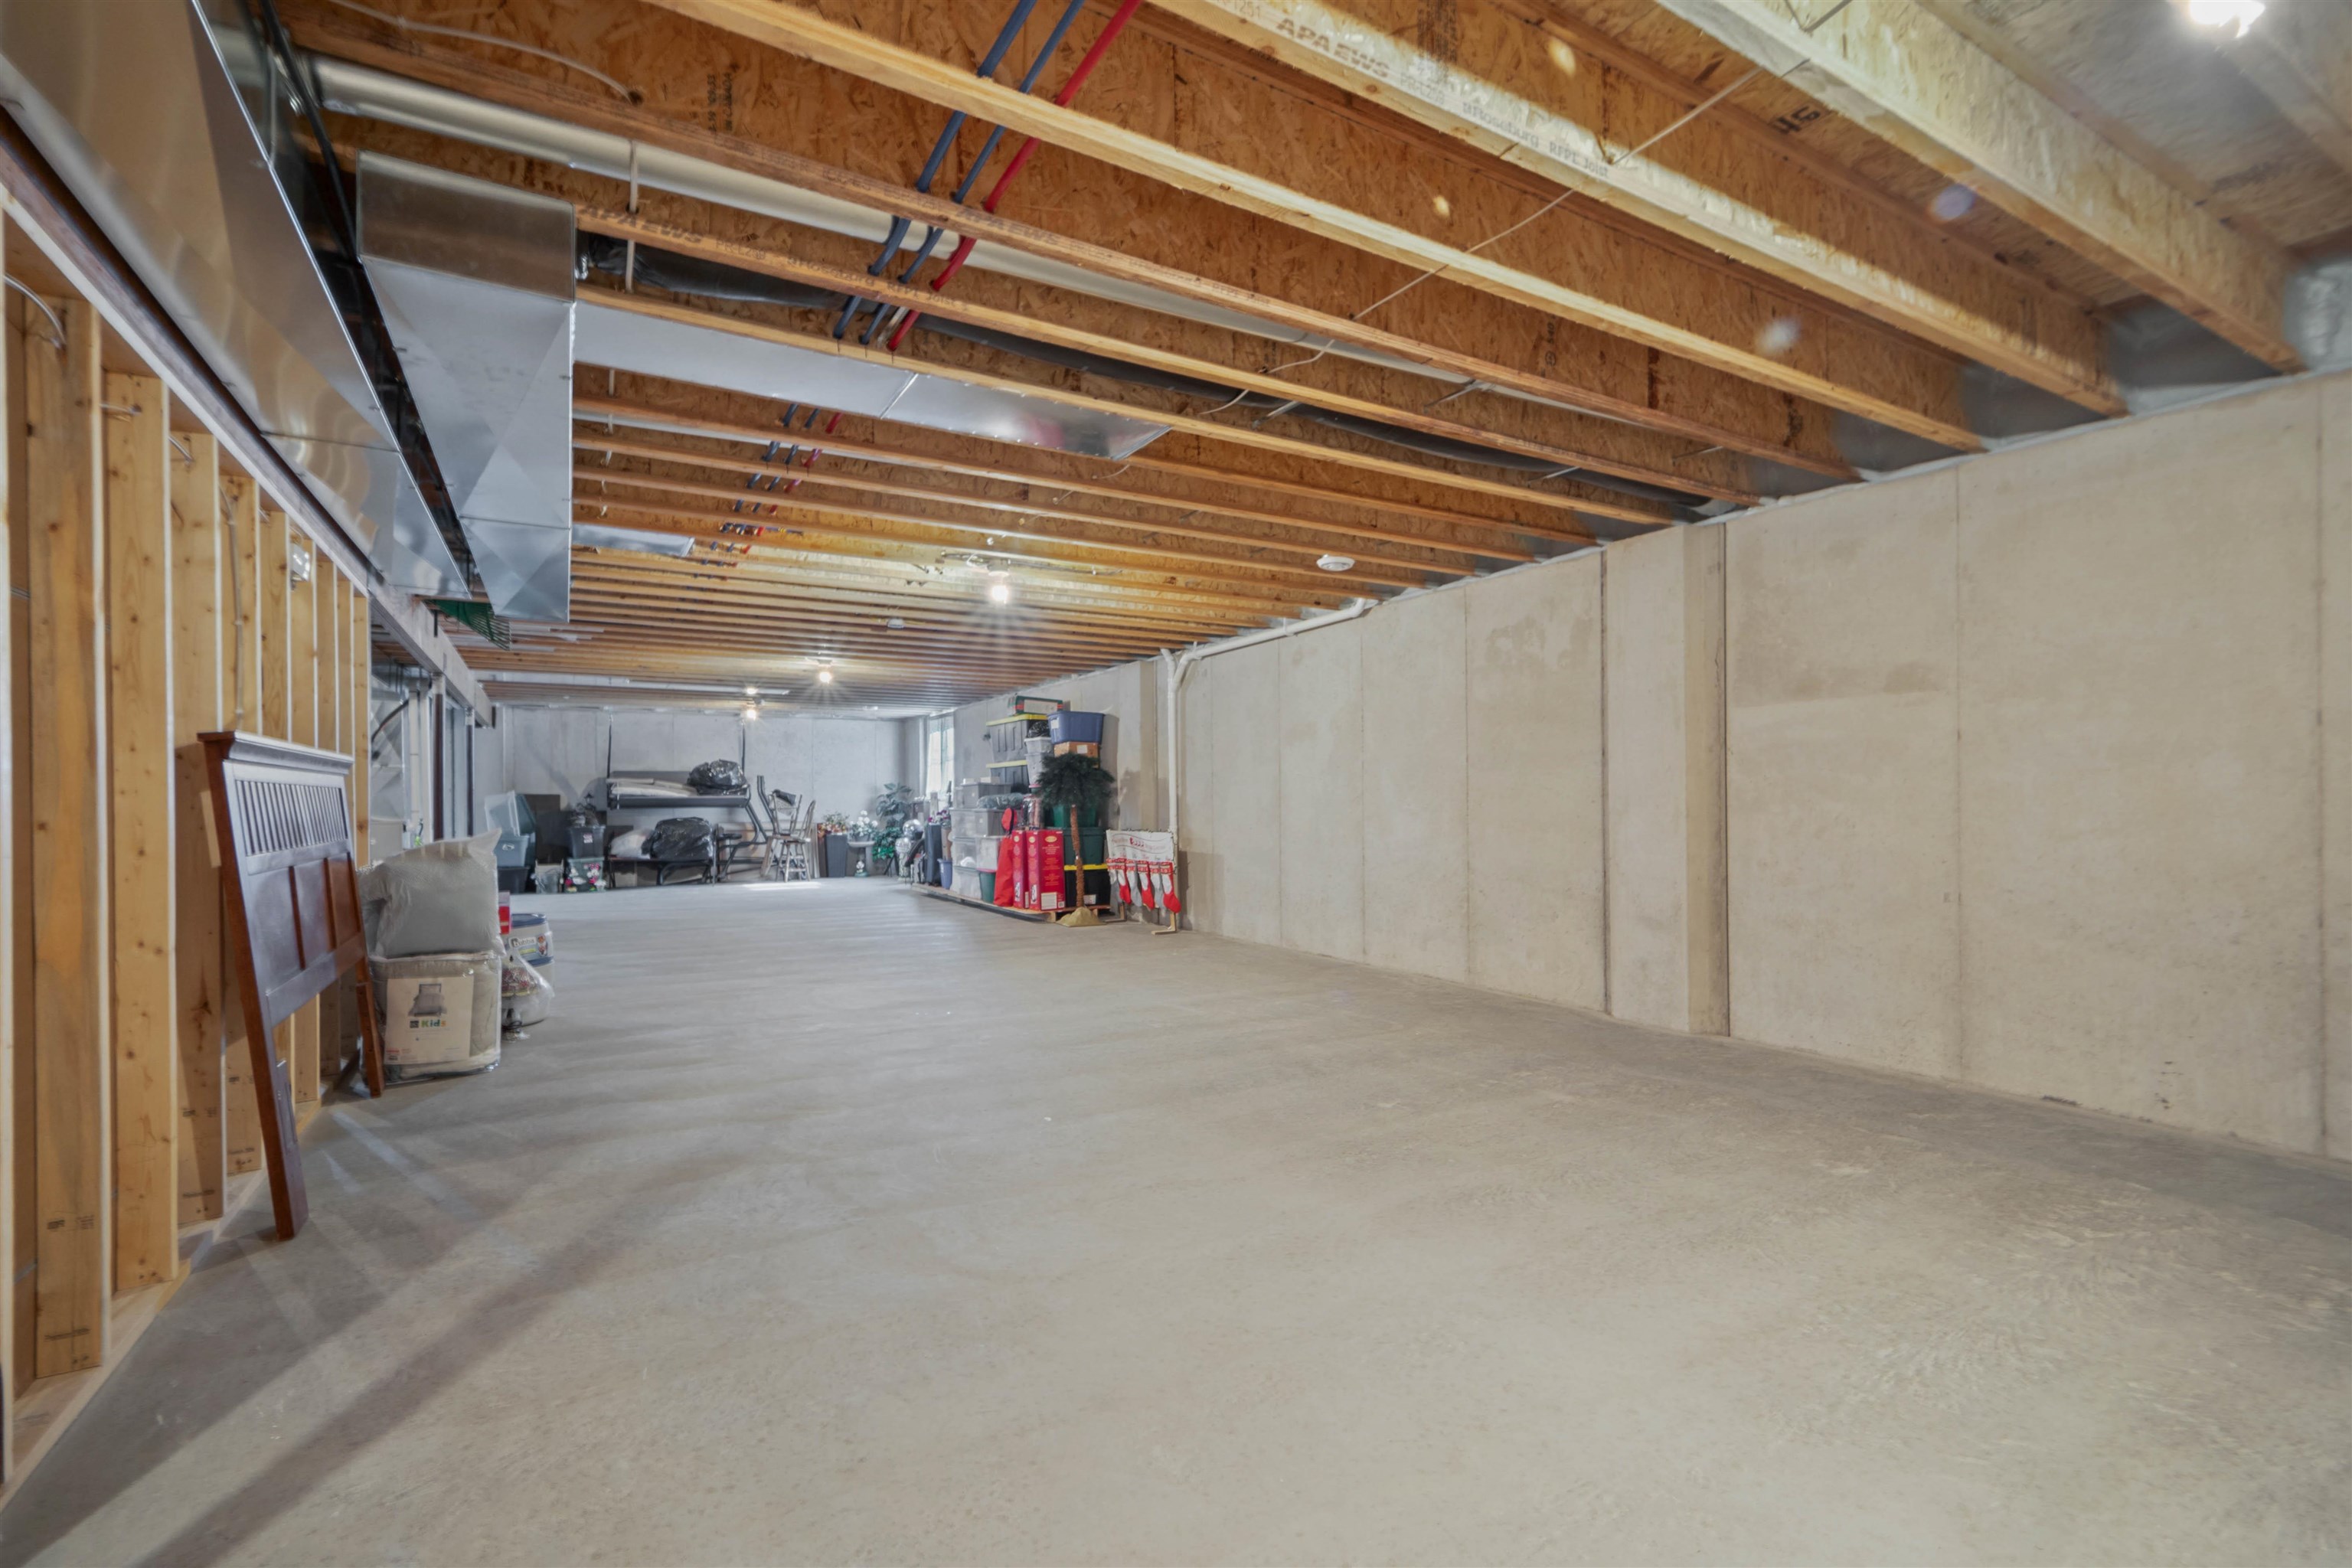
[{"xmin": 1048, "ymin": 710, "xmax": 1104, "ymax": 744}]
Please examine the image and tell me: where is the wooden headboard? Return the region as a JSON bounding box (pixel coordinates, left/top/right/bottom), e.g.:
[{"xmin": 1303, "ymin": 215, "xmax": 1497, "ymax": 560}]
[{"xmin": 201, "ymin": 731, "xmax": 386, "ymax": 1239}]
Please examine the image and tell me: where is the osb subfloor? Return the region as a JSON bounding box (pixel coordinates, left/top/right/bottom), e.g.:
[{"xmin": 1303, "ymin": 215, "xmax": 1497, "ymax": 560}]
[{"xmin": 2, "ymin": 880, "xmax": 2345, "ymax": 1566}]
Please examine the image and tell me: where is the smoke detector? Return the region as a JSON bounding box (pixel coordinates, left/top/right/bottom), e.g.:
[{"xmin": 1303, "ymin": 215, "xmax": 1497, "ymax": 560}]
[{"xmin": 1316, "ymin": 554, "xmax": 1356, "ymax": 572}]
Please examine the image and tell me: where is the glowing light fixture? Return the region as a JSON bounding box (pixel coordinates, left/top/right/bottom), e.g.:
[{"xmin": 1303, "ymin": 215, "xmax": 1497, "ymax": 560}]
[
  {"xmin": 2186, "ymin": 0, "xmax": 2263, "ymax": 36},
  {"xmin": 740, "ymin": 703, "xmax": 760, "ymax": 722},
  {"xmin": 988, "ymin": 576, "xmax": 1013, "ymax": 604},
  {"xmin": 818, "ymin": 668, "xmax": 835, "ymax": 684}
]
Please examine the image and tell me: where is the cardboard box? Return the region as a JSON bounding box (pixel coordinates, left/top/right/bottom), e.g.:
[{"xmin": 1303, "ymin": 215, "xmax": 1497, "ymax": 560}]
[
  {"xmin": 1051, "ymin": 741, "xmax": 1099, "ymax": 758},
  {"xmin": 373, "ymin": 951, "xmax": 501, "ymax": 1075}
]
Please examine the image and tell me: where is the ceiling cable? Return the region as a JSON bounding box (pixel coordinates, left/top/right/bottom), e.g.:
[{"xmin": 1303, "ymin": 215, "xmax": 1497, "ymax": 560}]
[
  {"xmin": 5, "ymin": 277, "xmax": 64, "ymax": 351},
  {"xmin": 316, "ymin": 0, "xmax": 638, "ymax": 100}
]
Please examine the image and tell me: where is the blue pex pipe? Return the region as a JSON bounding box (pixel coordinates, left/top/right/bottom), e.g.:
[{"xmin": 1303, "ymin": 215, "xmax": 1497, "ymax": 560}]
[{"xmin": 836, "ymin": 0, "xmax": 1047, "ymax": 339}]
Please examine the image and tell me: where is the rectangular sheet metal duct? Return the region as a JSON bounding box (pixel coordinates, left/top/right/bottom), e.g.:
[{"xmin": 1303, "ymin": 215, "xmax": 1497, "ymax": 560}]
[
  {"xmin": 574, "ymin": 298, "xmax": 1167, "ymax": 460},
  {"xmin": 358, "ymin": 152, "xmax": 576, "ymax": 621},
  {"xmin": 0, "ymin": 0, "xmax": 469, "ymax": 596}
]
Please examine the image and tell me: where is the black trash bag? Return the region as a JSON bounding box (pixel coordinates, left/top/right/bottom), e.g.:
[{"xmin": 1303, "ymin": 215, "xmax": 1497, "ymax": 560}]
[
  {"xmin": 688, "ymin": 759, "xmax": 748, "ymax": 795},
  {"xmin": 643, "ymin": 815, "xmax": 715, "ymax": 863}
]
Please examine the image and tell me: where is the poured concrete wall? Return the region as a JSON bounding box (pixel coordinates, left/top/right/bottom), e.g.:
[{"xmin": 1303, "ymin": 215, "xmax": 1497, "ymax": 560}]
[
  {"xmin": 1467, "ymin": 558, "xmax": 1605, "ymax": 1009},
  {"xmin": 983, "ymin": 371, "xmax": 2352, "ymax": 1158},
  {"xmin": 1174, "ymin": 561, "xmax": 1604, "ymax": 1003},
  {"xmin": 1605, "ymin": 527, "xmax": 1727, "ymax": 1035},
  {"xmin": 1726, "ymin": 470, "xmax": 1961, "ymax": 1078},
  {"xmin": 1954, "ymin": 383, "xmax": 2324, "ymax": 1151},
  {"xmin": 1279, "ymin": 622, "xmax": 1364, "ymax": 962}
]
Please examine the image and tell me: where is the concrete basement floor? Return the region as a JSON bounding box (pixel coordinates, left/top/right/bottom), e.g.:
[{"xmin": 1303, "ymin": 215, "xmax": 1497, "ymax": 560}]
[{"xmin": 1, "ymin": 880, "xmax": 2347, "ymax": 1566}]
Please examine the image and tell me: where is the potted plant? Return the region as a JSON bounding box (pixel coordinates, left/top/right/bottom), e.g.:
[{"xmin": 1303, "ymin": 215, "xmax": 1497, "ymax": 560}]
[
  {"xmin": 870, "ymin": 782, "xmax": 919, "ymax": 870},
  {"xmin": 1037, "ymin": 753, "xmax": 1115, "ymax": 828}
]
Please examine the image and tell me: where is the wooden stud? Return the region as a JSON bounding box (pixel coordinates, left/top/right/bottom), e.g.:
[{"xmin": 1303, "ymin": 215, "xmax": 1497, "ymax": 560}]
[
  {"xmin": 254, "ymin": 508, "xmax": 292, "ymax": 1096},
  {"xmin": 0, "ymin": 222, "xmax": 15, "ymax": 1481},
  {"xmin": 316, "ymin": 557, "xmax": 342, "ymax": 1088},
  {"xmin": 25, "ymin": 296, "xmax": 109, "ymax": 1377},
  {"xmin": 258, "ymin": 508, "xmax": 288, "ymax": 740},
  {"xmin": 7, "ymin": 264, "xmax": 31, "ymax": 1415},
  {"xmin": 287, "ymin": 537, "xmax": 318, "ymax": 1112},
  {"xmin": 220, "ymin": 479, "xmax": 261, "ymax": 1177},
  {"xmin": 168, "ymin": 432, "xmax": 225, "ymax": 1226},
  {"xmin": 103, "ymin": 373, "xmax": 176, "ymax": 1292},
  {"xmin": 351, "ymin": 581, "xmax": 369, "ymax": 869}
]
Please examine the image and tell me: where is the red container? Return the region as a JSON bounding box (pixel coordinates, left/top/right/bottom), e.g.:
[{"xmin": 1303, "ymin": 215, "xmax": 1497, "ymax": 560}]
[{"xmin": 1035, "ymin": 828, "xmax": 1065, "ymax": 912}]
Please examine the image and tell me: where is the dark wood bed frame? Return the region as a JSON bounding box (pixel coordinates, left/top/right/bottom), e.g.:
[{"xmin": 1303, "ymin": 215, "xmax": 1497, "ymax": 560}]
[{"xmin": 201, "ymin": 731, "xmax": 387, "ymax": 1240}]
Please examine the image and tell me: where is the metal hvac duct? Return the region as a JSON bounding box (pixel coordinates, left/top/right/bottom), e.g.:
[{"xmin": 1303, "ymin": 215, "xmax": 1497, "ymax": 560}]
[
  {"xmin": 356, "ymin": 152, "xmax": 576, "ymax": 622},
  {"xmin": 0, "ymin": 0, "xmax": 471, "ymax": 596}
]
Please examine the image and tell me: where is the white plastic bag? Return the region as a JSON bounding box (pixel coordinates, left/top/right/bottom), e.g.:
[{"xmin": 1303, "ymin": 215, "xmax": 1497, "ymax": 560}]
[{"xmin": 501, "ymin": 954, "xmax": 554, "ymax": 1031}]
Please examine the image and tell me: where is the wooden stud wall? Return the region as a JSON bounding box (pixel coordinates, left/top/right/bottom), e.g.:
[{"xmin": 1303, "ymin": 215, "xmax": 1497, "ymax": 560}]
[
  {"xmin": 26, "ymin": 296, "xmax": 109, "ymax": 1380},
  {"xmin": 103, "ymin": 373, "xmax": 174, "ymax": 1294},
  {"xmin": 169, "ymin": 433, "xmax": 224, "ymax": 1227},
  {"xmin": 0, "ymin": 225, "xmax": 381, "ymax": 1503}
]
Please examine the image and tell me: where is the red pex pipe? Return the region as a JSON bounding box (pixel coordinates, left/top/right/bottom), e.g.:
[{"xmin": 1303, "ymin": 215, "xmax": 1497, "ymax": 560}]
[
  {"xmin": 785, "ymin": 412, "xmax": 846, "ymax": 492},
  {"xmin": 887, "ymin": 0, "xmax": 1145, "ymax": 353}
]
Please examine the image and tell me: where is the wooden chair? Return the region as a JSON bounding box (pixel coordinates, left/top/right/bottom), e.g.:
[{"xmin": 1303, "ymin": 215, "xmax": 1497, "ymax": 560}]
[{"xmin": 772, "ymin": 795, "xmax": 813, "ymax": 880}]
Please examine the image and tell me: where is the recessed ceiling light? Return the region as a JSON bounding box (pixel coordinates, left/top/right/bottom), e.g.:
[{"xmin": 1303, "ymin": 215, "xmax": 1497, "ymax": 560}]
[
  {"xmin": 740, "ymin": 703, "xmax": 760, "ymax": 722},
  {"xmin": 887, "ymin": 617, "xmax": 906, "ymax": 629},
  {"xmin": 988, "ymin": 581, "xmax": 1012, "ymax": 604},
  {"xmin": 1317, "ymin": 554, "xmax": 1356, "ymax": 572},
  {"xmin": 2186, "ymin": 0, "xmax": 2263, "ymax": 36},
  {"xmin": 818, "ymin": 668, "xmax": 834, "ymax": 684}
]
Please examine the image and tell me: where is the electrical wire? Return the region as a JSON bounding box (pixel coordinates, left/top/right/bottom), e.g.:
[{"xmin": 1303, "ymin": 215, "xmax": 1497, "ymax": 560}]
[
  {"xmin": 316, "ymin": 0, "xmax": 638, "ymax": 100},
  {"xmin": 4, "ymin": 277, "xmax": 64, "ymax": 350}
]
